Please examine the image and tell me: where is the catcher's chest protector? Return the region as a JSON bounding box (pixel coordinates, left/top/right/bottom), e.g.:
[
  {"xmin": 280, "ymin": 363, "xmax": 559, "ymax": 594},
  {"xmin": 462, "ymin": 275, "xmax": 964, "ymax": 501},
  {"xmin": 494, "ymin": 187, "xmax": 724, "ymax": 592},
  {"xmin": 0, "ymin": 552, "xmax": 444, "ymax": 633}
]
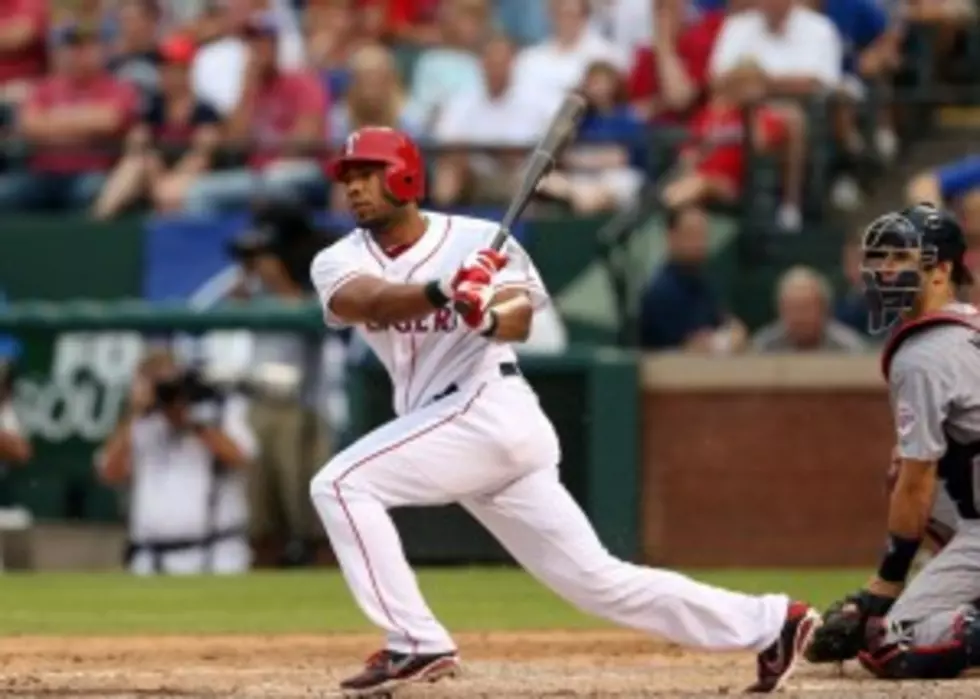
[
  {"xmin": 882, "ymin": 310, "xmax": 980, "ymax": 520},
  {"xmin": 881, "ymin": 311, "xmax": 980, "ymax": 379}
]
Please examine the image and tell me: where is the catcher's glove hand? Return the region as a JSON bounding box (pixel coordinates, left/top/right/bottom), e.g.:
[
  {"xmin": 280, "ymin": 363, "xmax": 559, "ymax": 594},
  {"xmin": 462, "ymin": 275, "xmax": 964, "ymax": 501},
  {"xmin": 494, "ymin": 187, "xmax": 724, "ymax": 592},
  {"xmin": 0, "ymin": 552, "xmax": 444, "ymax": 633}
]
[{"xmin": 804, "ymin": 590, "xmax": 896, "ymax": 664}]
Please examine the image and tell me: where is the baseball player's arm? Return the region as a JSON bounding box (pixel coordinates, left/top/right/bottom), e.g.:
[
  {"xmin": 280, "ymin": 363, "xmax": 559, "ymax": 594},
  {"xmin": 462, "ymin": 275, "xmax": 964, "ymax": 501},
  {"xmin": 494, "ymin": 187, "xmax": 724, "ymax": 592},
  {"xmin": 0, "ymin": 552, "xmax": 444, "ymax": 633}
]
[
  {"xmin": 331, "ymin": 276, "xmax": 450, "ymax": 325},
  {"xmin": 868, "ymin": 363, "xmax": 950, "ymax": 594},
  {"xmin": 313, "ymin": 247, "xmax": 505, "ymax": 327},
  {"xmin": 486, "ymin": 288, "xmax": 533, "ymax": 342}
]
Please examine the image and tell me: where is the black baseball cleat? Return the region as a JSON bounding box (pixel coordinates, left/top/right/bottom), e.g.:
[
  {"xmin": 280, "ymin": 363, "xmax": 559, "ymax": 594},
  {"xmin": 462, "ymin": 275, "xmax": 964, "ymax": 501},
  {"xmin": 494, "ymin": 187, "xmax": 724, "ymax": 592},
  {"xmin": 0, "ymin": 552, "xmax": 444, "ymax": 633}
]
[
  {"xmin": 746, "ymin": 601, "xmax": 822, "ymax": 693},
  {"xmin": 339, "ymin": 649, "xmax": 461, "ymax": 697}
]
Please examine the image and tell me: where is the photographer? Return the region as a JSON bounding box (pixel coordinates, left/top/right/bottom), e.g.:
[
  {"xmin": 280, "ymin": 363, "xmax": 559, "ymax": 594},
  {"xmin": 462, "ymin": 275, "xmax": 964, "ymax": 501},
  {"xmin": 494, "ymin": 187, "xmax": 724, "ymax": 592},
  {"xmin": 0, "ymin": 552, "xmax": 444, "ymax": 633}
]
[
  {"xmin": 0, "ymin": 358, "xmax": 31, "ymax": 467},
  {"xmin": 97, "ymin": 354, "xmax": 257, "ymax": 575},
  {"xmin": 229, "ymin": 197, "xmax": 344, "ymax": 567}
]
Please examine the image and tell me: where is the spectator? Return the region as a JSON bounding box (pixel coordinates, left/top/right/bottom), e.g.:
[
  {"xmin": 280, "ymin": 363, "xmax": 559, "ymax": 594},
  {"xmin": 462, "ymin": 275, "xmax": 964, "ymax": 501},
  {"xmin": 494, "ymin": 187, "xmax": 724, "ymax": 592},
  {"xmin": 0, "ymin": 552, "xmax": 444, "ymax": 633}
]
[
  {"xmin": 227, "ymin": 199, "xmax": 338, "ymax": 567},
  {"xmin": 51, "ymin": 0, "xmax": 116, "ymax": 45},
  {"xmin": 108, "ymin": 0, "xmax": 162, "ymax": 99},
  {"xmin": 627, "ymin": 0, "xmax": 726, "ymax": 120},
  {"xmin": 330, "ymin": 43, "xmax": 422, "ymax": 146},
  {"xmin": 431, "ymin": 33, "xmax": 552, "ymax": 207},
  {"xmin": 0, "ymin": 357, "xmax": 31, "ymax": 466},
  {"xmin": 907, "ymin": 158, "xmax": 980, "ymax": 257},
  {"xmin": 493, "ymin": 0, "xmax": 550, "ymax": 46},
  {"xmin": 753, "ymin": 265, "xmax": 868, "ymax": 352},
  {"xmin": 97, "ymin": 356, "xmax": 256, "ymax": 575},
  {"xmin": 661, "ymin": 60, "xmax": 805, "ymax": 232},
  {"xmin": 511, "ymin": 0, "xmax": 628, "ymax": 116},
  {"xmin": 536, "ymin": 60, "xmax": 645, "ymax": 215},
  {"xmin": 834, "ymin": 230, "xmax": 872, "ymax": 337},
  {"xmin": 183, "ymin": 15, "xmax": 329, "ymax": 213},
  {"xmin": 367, "ymin": 0, "xmax": 441, "ymax": 46},
  {"xmin": 407, "ymin": 0, "xmax": 489, "ymax": 131},
  {"xmin": 188, "ymin": 0, "xmax": 278, "ymax": 117},
  {"xmin": 0, "ymin": 0, "xmax": 48, "ymax": 108},
  {"xmin": 590, "ymin": 0, "xmax": 654, "ymax": 57},
  {"xmin": 0, "ymin": 24, "xmax": 139, "ymax": 211},
  {"xmin": 907, "ymin": 155, "xmax": 980, "ymax": 208},
  {"xmin": 709, "ymin": 0, "xmax": 842, "ymax": 98},
  {"xmin": 306, "ymin": 0, "xmax": 365, "ymax": 102},
  {"xmin": 638, "ymin": 205, "xmax": 748, "ymax": 352},
  {"xmin": 814, "ymin": 0, "xmax": 902, "ymax": 163},
  {"xmin": 93, "ymin": 34, "xmax": 221, "ymax": 219}
]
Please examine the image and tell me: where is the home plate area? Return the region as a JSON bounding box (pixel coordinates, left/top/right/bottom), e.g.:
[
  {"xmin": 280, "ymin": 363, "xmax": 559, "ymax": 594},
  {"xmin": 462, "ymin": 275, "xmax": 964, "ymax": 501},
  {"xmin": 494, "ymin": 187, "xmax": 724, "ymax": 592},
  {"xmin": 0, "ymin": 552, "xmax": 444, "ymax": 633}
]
[{"xmin": 1, "ymin": 632, "xmax": 979, "ymax": 697}]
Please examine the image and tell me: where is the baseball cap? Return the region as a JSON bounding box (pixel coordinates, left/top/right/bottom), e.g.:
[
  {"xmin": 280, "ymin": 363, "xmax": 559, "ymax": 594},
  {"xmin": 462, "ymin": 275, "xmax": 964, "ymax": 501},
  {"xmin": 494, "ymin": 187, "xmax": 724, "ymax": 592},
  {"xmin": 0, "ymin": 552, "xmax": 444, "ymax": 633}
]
[{"xmin": 160, "ymin": 35, "xmax": 196, "ymax": 65}]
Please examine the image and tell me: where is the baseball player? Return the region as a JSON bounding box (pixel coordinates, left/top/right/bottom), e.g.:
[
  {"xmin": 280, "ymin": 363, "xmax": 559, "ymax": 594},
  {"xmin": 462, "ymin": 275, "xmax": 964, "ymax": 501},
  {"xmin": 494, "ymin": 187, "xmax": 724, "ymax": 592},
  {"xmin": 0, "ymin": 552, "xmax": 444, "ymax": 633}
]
[
  {"xmin": 806, "ymin": 203, "xmax": 980, "ymax": 680},
  {"xmin": 309, "ymin": 126, "xmax": 820, "ymax": 698}
]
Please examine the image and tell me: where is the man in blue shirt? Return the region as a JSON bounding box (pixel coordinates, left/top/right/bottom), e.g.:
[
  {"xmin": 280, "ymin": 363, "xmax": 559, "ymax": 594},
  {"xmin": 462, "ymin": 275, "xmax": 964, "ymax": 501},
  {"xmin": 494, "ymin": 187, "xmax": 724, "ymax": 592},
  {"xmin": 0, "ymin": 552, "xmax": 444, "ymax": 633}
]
[
  {"xmin": 639, "ymin": 205, "xmax": 747, "ymax": 351},
  {"xmin": 908, "ymin": 156, "xmax": 980, "ymax": 205}
]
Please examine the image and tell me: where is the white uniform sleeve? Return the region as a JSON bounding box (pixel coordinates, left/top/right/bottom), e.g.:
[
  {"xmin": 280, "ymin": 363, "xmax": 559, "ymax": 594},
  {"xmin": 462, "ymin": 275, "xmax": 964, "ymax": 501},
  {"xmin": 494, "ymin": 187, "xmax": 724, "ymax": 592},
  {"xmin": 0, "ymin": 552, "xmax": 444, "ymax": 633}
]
[
  {"xmin": 221, "ymin": 394, "xmax": 259, "ymax": 461},
  {"xmin": 890, "ymin": 348, "xmax": 953, "ymax": 461},
  {"xmin": 493, "ymin": 236, "xmax": 551, "ymax": 310},
  {"xmin": 310, "ymin": 244, "xmax": 369, "ymax": 329}
]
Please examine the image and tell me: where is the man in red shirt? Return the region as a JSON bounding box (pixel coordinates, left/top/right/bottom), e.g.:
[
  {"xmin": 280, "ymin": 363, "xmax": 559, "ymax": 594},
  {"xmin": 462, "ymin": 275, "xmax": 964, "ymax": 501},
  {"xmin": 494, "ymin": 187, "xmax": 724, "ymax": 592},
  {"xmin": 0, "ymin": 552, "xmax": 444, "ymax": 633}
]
[
  {"xmin": 0, "ymin": 23, "xmax": 139, "ymax": 211},
  {"xmin": 660, "ymin": 60, "xmax": 806, "ymax": 232},
  {"xmin": 627, "ymin": 0, "xmax": 726, "ymax": 121},
  {"xmin": 182, "ymin": 15, "xmax": 329, "ymax": 213},
  {"xmin": 0, "ymin": 0, "xmax": 47, "ymax": 105}
]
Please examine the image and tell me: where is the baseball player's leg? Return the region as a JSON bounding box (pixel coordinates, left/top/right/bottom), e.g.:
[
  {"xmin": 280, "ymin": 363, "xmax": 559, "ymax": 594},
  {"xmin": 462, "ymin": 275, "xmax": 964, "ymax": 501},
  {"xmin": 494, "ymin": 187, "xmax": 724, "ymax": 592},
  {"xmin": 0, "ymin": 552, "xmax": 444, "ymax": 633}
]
[
  {"xmin": 862, "ymin": 525, "xmax": 980, "ymax": 679},
  {"xmin": 462, "ymin": 466, "xmax": 787, "ymax": 651},
  {"xmin": 309, "ymin": 382, "xmax": 540, "ymax": 655}
]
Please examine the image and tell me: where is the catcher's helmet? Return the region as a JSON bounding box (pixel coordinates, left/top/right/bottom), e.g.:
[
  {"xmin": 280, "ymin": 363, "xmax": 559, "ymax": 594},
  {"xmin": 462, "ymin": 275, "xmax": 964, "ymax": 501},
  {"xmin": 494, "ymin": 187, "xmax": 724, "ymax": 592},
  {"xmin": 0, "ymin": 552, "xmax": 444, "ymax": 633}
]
[
  {"xmin": 861, "ymin": 202, "xmax": 972, "ymax": 333},
  {"xmin": 327, "ymin": 127, "xmax": 424, "ymax": 204}
]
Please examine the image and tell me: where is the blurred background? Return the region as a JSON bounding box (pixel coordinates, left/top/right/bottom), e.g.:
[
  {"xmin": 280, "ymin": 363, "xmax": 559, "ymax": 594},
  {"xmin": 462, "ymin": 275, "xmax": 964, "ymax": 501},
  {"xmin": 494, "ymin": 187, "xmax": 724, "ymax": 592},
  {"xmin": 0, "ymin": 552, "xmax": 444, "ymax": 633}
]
[{"xmin": 0, "ymin": 0, "xmax": 978, "ymax": 575}]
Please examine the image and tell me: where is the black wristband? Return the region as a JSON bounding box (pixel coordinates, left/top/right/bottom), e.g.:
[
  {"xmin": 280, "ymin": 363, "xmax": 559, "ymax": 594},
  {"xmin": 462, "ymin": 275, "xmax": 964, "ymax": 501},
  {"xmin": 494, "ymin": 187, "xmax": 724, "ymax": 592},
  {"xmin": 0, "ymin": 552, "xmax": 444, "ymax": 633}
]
[
  {"xmin": 480, "ymin": 310, "xmax": 499, "ymax": 338},
  {"xmin": 424, "ymin": 280, "xmax": 450, "ymax": 308},
  {"xmin": 877, "ymin": 534, "xmax": 921, "ymax": 584}
]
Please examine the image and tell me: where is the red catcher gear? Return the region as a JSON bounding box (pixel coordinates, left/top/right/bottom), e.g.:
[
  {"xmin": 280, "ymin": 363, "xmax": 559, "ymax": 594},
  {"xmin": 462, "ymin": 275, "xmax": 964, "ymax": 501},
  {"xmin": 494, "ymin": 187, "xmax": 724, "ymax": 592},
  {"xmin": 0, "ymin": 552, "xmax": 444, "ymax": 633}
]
[{"xmin": 327, "ymin": 127, "xmax": 425, "ymax": 204}]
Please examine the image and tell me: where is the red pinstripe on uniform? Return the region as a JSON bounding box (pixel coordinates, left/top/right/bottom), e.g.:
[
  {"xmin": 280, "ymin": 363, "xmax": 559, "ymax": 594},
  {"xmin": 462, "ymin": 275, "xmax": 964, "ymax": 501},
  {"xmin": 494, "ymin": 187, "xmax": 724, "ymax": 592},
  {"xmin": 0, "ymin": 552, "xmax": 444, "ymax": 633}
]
[{"xmin": 333, "ymin": 381, "xmax": 486, "ymax": 653}]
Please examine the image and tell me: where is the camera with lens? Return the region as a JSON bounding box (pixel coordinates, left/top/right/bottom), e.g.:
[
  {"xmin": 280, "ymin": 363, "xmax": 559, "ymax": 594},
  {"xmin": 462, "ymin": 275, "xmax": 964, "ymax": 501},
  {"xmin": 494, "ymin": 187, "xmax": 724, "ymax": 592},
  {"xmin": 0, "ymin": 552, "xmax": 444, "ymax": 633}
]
[{"xmin": 153, "ymin": 369, "xmax": 224, "ymax": 429}]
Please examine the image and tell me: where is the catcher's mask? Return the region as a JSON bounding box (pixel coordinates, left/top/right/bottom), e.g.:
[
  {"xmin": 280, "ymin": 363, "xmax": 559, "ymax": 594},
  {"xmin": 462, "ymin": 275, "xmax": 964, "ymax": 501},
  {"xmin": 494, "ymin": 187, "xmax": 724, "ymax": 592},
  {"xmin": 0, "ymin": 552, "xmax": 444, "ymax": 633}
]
[{"xmin": 861, "ymin": 204, "xmax": 970, "ymax": 334}]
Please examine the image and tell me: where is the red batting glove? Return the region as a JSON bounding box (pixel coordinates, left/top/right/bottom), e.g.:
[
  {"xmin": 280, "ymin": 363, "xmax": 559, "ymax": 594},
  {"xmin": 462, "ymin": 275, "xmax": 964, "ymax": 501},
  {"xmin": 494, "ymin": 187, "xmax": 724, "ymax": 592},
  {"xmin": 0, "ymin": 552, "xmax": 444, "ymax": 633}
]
[
  {"xmin": 453, "ymin": 280, "xmax": 494, "ymax": 330},
  {"xmin": 453, "ymin": 249, "xmax": 508, "ymax": 289},
  {"xmin": 433, "ymin": 249, "xmax": 509, "ymax": 304}
]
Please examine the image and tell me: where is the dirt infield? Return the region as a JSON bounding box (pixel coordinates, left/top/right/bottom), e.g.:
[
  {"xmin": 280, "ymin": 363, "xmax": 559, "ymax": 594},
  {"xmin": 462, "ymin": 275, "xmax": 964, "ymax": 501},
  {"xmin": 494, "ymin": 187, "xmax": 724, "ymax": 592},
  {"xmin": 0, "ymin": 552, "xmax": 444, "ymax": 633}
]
[{"xmin": 0, "ymin": 631, "xmax": 976, "ymax": 698}]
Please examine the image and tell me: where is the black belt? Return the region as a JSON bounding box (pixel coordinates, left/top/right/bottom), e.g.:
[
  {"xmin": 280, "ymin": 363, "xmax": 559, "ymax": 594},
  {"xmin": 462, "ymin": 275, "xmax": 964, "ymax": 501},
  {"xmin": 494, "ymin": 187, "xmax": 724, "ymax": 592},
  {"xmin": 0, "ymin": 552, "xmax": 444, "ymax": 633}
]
[
  {"xmin": 125, "ymin": 527, "xmax": 246, "ymax": 573},
  {"xmin": 430, "ymin": 362, "xmax": 520, "ymax": 403}
]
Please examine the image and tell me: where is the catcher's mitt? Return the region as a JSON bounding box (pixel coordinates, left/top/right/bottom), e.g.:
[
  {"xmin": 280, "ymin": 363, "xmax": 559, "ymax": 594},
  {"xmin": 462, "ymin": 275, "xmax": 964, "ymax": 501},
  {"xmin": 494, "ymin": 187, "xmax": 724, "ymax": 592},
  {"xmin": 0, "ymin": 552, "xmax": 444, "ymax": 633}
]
[{"xmin": 804, "ymin": 590, "xmax": 895, "ymax": 663}]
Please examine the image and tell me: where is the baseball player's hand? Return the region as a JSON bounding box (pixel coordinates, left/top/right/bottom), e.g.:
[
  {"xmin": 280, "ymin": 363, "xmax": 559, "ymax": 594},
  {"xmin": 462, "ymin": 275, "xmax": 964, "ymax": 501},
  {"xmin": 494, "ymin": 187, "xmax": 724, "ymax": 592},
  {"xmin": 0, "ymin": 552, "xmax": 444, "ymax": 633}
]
[
  {"xmin": 805, "ymin": 588, "xmax": 897, "ymax": 664},
  {"xmin": 454, "ymin": 249, "xmax": 508, "ymax": 288},
  {"xmin": 453, "ymin": 280, "xmax": 494, "ymax": 331},
  {"xmin": 435, "ymin": 249, "xmax": 509, "ymax": 304}
]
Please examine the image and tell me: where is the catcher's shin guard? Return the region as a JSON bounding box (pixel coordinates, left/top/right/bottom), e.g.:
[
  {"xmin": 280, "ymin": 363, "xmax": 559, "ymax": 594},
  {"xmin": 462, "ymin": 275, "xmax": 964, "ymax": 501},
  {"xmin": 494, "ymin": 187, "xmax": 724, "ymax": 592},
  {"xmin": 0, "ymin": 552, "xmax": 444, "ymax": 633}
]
[{"xmin": 858, "ymin": 610, "xmax": 980, "ymax": 680}]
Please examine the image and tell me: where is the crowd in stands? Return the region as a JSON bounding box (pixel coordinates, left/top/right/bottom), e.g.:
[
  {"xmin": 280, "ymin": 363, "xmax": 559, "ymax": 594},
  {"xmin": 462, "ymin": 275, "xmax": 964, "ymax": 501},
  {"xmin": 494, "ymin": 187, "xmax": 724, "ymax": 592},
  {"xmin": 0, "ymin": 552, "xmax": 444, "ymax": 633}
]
[
  {"xmin": 0, "ymin": 0, "xmax": 965, "ymax": 219},
  {"xmin": 0, "ymin": 0, "xmax": 976, "ymax": 353}
]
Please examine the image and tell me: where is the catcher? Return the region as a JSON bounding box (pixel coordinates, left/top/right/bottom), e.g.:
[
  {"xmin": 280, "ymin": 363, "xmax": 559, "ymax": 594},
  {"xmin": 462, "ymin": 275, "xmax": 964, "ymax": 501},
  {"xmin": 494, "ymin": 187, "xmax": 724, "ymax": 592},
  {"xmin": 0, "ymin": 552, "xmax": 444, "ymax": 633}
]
[{"xmin": 806, "ymin": 203, "xmax": 980, "ymax": 680}]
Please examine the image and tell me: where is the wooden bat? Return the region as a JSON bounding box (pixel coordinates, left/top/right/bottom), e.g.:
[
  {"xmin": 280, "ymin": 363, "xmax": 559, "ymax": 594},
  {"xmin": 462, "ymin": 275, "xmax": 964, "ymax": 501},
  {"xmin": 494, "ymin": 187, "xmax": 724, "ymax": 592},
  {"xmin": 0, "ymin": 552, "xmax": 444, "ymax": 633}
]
[{"xmin": 454, "ymin": 92, "xmax": 588, "ymax": 315}]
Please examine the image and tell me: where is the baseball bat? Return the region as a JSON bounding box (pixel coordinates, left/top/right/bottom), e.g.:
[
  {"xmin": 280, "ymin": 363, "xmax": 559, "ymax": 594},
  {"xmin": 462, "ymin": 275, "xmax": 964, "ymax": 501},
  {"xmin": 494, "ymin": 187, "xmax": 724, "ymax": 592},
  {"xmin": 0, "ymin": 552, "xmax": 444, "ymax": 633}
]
[{"xmin": 454, "ymin": 92, "xmax": 588, "ymax": 315}]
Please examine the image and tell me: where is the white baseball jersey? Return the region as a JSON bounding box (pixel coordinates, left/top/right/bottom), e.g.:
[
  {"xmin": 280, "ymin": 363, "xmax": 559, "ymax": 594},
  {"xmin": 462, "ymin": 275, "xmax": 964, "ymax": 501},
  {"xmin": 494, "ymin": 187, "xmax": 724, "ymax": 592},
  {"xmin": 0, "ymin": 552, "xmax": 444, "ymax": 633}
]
[{"xmin": 310, "ymin": 211, "xmax": 550, "ymax": 416}]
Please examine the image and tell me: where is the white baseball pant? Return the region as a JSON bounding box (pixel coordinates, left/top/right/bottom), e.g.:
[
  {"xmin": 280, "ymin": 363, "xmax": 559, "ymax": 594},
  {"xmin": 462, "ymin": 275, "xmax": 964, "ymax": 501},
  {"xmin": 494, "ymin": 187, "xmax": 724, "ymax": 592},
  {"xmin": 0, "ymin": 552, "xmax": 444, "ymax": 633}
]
[{"xmin": 310, "ymin": 376, "xmax": 788, "ymax": 654}]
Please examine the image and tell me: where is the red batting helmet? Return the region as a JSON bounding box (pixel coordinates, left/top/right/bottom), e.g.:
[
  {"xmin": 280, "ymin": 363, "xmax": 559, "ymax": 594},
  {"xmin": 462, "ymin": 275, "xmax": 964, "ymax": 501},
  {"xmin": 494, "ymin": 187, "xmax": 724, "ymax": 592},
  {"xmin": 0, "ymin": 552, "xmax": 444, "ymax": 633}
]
[{"xmin": 327, "ymin": 127, "xmax": 425, "ymax": 204}]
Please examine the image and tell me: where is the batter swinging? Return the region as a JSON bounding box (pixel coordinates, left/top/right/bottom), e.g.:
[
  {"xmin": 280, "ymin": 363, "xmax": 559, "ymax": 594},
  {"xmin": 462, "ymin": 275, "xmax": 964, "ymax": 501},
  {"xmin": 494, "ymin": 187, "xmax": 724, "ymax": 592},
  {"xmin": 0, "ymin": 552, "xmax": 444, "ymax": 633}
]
[{"xmin": 308, "ymin": 127, "xmax": 821, "ymax": 698}]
